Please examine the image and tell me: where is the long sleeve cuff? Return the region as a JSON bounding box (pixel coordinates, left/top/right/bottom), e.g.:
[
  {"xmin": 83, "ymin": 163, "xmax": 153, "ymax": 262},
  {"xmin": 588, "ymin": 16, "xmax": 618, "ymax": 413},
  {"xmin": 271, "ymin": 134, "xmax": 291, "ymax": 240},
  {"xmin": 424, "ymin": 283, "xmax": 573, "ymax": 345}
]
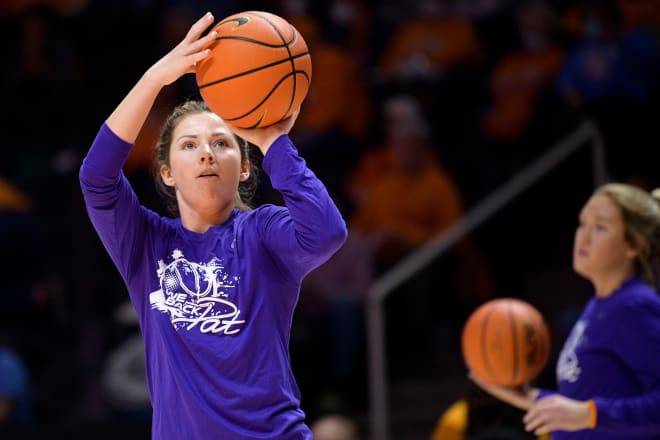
[{"xmin": 587, "ymin": 399, "xmax": 597, "ymax": 429}]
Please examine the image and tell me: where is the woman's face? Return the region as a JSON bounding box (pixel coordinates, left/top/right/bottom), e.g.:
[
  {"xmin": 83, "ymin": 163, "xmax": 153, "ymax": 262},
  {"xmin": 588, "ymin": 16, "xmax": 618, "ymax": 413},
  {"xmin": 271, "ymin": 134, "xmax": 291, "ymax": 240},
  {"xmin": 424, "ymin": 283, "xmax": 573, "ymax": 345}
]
[
  {"xmin": 160, "ymin": 111, "xmax": 249, "ymax": 214},
  {"xmin": 573, "ymin": 193, "xmax": 636, "ymax": 283}
]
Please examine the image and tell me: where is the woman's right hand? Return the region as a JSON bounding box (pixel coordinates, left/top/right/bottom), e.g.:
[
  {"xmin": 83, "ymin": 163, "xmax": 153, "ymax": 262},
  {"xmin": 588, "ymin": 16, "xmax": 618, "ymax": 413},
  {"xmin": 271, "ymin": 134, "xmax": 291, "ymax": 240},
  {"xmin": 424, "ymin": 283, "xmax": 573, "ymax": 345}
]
[
  {"xmin": 469, "ymin": 372, "xmax": 539, "ymax": 410},
  {"xmin": 106, "ymin": 12, "xmax": 218, "ymax": 142},
  {"xmin": 145, "ymin": 12, "xmax": 217, "ymax": 87}
]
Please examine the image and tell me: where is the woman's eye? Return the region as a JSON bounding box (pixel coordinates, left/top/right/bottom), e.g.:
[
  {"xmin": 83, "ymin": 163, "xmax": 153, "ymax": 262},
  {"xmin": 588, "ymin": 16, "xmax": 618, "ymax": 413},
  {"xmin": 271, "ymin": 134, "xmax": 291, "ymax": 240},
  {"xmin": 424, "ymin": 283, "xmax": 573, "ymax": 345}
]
[
  {"xmin": 183, "ymin": 142, "xmax": 195, "ymax": 150},
  {"xmin": 213, "ymin": 139, "xmax": 227, "ymax": 148}
]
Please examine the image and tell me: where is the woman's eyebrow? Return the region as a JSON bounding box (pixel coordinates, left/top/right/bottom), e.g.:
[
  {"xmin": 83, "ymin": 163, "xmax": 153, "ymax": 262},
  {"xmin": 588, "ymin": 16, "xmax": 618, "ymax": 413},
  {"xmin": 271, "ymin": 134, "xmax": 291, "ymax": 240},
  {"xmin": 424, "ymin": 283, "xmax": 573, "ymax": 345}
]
[
  {"xmin": 594, "ymin": 213, "xmax": 614, "ymax": 222},
  {"xmin": 175, "ymin": 134, "xmax": 198, "ymax": 143}
]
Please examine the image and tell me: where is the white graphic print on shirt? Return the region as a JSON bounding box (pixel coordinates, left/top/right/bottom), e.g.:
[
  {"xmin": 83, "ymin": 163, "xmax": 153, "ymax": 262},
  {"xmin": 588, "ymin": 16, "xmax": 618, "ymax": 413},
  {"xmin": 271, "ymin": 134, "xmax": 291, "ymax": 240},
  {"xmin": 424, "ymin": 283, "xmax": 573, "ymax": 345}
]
[
  {"xmin": 149, "ymin": 249, "xmax": 245, "ymax": 335},
  {"xmin": 557, "ymin": 320, "xmax": 586, "ymax": 383}
]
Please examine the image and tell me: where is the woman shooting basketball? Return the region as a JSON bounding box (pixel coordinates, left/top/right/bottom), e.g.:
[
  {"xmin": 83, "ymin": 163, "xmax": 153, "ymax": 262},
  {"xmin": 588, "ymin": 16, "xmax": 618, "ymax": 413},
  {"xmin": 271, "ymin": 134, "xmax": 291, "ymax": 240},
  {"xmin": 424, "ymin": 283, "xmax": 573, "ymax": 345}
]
[{"xmin": 79, "ymin": 12, "xmax": 347, "ymax": 439}]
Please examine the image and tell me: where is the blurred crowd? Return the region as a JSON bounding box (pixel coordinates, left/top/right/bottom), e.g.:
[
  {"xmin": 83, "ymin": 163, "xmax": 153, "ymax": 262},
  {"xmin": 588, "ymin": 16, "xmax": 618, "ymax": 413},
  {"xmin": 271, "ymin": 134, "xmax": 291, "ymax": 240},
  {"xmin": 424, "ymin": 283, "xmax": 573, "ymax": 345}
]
[{"xmin": 1, "ymin": 0, "xmax": 659, "ymax": 438}]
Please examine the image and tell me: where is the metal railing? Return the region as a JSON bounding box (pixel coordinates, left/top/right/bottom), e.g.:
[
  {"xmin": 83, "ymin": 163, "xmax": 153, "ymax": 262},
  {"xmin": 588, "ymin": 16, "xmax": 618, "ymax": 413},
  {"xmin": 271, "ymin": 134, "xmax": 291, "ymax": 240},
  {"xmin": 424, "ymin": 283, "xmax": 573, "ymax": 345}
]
[{"xmin": 366, "ymin": 120, "xmax": 606, "ymax": 440}]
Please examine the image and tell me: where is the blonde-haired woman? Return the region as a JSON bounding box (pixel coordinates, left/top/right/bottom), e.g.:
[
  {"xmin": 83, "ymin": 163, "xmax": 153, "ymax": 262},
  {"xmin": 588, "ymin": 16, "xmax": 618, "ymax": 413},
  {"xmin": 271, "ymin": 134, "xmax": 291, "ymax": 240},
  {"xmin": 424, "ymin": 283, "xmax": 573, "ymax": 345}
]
[{"xmin": 472, "ymin": 183, "xmax": 660, "ymax": 439}]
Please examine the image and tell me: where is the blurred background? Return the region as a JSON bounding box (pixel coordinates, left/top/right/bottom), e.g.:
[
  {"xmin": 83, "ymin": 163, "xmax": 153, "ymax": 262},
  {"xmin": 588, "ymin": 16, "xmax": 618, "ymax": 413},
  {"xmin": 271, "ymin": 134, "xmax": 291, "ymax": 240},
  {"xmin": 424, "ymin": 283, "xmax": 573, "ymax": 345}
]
[{"xmin": 1, "ymin": 0, "xmax": 659, "ymax": 438}]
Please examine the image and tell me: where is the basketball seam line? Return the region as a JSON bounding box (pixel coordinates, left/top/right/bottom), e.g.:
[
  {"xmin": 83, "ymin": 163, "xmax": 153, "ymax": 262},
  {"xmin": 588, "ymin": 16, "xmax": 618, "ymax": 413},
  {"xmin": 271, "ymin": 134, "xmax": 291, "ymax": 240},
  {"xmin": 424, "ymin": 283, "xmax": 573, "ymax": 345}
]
[
  {"xmin": 508, "ymin": 301, "xmax": 520, "ymax": 385},
  {"xmin": 223, "ymin": 71, "xmax": 309, "ymax": 124},
  {"xmin": 252, "ymin": 11, "xmax": 298, "ymax": 123},
  {"xmin": 212, "ymin": 35, "xmax": 295, "ymax": 49},
  {"xmin": 481, "ymin": 306, "xmax": 496, "ymax": 382},
  {"xmin": 197, "ymin": 52, "xmax": 310, "ymax": 89}
]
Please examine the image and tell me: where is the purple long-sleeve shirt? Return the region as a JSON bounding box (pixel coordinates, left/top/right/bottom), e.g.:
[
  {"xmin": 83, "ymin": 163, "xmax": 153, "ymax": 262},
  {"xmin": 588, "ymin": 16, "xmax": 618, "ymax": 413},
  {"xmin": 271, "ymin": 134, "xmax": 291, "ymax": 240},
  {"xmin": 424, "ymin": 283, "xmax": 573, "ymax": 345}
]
[
  {"xmin": 80, "ymin": 123, "xmax": 347, "ymax": 439},
  {"xmin": 538, "ymin": 276, "xmax": 660, "ymax": 439}
]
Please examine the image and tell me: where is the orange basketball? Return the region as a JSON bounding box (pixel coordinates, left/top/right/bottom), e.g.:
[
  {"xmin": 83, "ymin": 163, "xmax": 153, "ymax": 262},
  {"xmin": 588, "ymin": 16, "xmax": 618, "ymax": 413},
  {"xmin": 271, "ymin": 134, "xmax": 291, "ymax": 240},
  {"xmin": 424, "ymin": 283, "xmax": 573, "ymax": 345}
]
[
  {"xmin": 461, "ymin": 298, "xmax": 551, "ymax": 387},
  {"xmin": 195, "ymin": 10, "xmax": 312, "ymax": 128}
]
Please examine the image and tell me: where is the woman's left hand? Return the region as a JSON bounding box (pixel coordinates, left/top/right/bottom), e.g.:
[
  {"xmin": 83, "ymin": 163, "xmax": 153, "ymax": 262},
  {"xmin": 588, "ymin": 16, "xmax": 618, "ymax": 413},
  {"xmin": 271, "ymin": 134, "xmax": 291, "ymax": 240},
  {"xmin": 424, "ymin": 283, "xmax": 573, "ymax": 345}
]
[
  {"xmin": 524, "ymin": 394, "xmax": 592, "ymax": 435},
  {"xmin": 228, "ymin": 107, "xmax": 300, "ymax": 155}
]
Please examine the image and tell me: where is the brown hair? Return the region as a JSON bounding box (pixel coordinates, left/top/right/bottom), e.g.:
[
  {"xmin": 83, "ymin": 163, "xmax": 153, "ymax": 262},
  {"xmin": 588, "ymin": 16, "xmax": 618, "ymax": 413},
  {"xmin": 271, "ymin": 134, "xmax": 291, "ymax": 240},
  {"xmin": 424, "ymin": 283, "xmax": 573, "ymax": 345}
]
[
  {"xmin": 596, "ymin": 183, "xmax": 660, "ymax": 286},
  {"xmin": 153, "ymin": 100, "xmax": 259, "ymax": 216}
]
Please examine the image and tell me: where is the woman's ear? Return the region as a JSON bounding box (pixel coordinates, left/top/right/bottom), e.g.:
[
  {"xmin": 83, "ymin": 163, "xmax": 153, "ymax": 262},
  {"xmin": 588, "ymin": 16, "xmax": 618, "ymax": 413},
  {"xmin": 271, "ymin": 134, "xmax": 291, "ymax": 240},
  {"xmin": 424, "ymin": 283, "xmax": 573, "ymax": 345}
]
[
  {"xmin": 239, "ymin": 160, "xmax": 250, "ymax": 182},
  {"xmin": 626, "ymin": 233, "xmax": 643, "ymax": 260},
  {"xmin": 160, "ymin": 164, "xmax": 175, "ymax": 187}
]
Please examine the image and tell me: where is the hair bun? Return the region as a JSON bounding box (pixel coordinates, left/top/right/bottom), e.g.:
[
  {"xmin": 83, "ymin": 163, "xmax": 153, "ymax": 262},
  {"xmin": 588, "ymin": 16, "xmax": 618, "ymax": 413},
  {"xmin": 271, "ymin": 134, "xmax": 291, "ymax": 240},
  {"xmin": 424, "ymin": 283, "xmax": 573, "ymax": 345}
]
[{"xmin": 652, "ymin": 188, "xmax": 660, "ymax": 205}]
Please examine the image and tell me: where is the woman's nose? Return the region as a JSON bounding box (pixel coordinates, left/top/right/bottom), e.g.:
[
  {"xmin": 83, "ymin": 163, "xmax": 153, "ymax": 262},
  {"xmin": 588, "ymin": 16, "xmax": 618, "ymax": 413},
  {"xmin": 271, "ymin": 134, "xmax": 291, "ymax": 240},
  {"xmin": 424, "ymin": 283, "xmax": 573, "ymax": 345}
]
[
  {"xmin": 578, "ymin": 228, "xmax": 591, "ymax": 244},
  {"xmin": 199, "ymin": 144, "xmax": 215, "ymax": 161}
]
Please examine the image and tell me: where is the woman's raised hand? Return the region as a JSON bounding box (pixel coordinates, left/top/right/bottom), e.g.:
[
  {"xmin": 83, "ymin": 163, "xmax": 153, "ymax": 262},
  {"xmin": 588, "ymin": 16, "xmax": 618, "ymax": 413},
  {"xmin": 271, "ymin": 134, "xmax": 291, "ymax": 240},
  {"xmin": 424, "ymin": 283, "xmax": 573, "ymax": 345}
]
[
  {"xmin": 146, "ymin": 12, "xmax": 217, "ymax": 87},
  {"xmin": 106, "ymin": 13, "xmax": 218, "ymax": 143}
]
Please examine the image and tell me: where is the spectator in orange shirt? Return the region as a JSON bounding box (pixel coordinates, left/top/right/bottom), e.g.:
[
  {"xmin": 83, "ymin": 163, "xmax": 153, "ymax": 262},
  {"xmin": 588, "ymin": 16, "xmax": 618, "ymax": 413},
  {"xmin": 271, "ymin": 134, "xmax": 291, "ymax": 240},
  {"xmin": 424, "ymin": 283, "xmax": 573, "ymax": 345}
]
[
  {"xmin": 346, "ymin": 94, "xmax": 464, "ymax": 266},
  {"xmin": 376, "ymin": 0, "xmax": 484, "ymax": 83},
  {"xmin": 345, "ymin": 96, "xmax": 494, "ymax": 376},
  {"xmin": 291, "ymin": 16, "xmax": 372, "ymax": 145},
  {"xmin": 481, "ymin": 0, "xmax": 565, "ymax": 143}
]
